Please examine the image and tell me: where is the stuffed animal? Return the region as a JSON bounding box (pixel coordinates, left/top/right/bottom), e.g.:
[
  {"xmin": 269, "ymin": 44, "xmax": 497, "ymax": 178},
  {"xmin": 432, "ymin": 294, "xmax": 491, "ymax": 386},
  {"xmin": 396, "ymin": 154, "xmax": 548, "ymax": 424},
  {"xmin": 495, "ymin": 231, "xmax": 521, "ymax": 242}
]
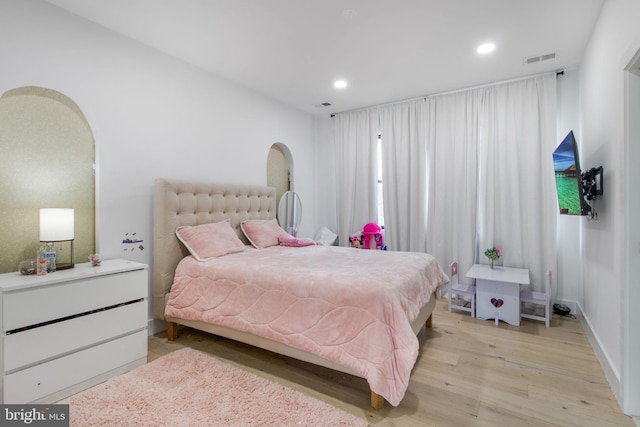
[{"xmin": 349, "ymin": 233, "xmax": 364, "ymax": 249}]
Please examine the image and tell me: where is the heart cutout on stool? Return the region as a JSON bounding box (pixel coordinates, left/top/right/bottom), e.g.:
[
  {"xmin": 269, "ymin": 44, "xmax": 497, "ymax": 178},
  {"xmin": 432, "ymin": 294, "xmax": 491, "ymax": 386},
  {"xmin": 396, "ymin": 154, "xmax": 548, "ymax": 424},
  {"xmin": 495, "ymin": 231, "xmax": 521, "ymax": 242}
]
[{"xmin": 491, "ymin": 298, "xmax": 504, "ymax": 308}]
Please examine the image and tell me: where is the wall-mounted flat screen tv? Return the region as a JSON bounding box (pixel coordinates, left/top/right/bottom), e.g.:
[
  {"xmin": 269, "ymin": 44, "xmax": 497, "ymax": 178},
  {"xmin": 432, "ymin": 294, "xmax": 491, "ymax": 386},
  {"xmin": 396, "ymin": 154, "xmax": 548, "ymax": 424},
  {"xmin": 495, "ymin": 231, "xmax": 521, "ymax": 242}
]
[{"xmin": 552, "ymin": 131, "xmax": 591, "ymax": 215}]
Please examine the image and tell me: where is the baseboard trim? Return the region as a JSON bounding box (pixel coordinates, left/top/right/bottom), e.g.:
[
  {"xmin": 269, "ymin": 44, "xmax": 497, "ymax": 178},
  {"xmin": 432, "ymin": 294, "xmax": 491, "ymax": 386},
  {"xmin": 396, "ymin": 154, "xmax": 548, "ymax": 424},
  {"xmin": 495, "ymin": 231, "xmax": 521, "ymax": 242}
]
[
  {"xmin": 148, "ymin": 318, "xmax": 167, "ymax": 336},
  {"xmin": 570, "ymin": 300, "xmax": 623, "ymax": 409}
]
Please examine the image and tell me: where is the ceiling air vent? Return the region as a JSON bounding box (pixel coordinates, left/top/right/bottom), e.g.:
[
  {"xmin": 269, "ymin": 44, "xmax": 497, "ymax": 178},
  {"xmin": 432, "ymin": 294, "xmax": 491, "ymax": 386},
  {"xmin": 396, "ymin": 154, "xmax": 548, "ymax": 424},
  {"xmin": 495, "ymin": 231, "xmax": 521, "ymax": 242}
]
[{"xmin": 524, "ymin": 52, "xmax": 556, "ymax": 65}]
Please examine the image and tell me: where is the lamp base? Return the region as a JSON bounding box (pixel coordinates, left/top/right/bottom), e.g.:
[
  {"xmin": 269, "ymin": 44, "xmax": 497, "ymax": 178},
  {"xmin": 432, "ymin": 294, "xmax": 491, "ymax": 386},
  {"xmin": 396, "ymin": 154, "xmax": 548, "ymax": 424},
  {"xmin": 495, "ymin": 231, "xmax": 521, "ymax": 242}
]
[
  {"xmin": 40, "ymin": 239, "xmax": 74, "ymax": 271},
  {"xmin": 56, "ymin": 262, "xmax": 74, "ymax": 270}
]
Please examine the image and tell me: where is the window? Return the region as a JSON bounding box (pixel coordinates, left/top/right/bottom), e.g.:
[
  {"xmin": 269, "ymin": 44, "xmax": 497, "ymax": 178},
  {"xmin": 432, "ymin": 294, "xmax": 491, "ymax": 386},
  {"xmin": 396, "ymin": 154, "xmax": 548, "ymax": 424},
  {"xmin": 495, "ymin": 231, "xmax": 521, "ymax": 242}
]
[{"xmin": 377, "ymin": 134, "xmax": 384, "ymax": 227}]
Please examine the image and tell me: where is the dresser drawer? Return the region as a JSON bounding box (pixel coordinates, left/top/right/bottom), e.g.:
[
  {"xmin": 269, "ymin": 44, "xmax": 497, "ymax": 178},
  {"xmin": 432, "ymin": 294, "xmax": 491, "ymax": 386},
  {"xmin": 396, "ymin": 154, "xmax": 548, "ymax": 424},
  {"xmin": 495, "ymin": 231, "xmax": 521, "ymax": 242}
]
[
  {"xmin": 3, "ymin": 330, "xmax": 147, "ymax": 404},
  {"xmin": 4, "ymin": 300, "xmax": 146, "ymax": 372},
  {"xmin": 3, "ymin": 269, "xmax": 147, "ymax": 331}
]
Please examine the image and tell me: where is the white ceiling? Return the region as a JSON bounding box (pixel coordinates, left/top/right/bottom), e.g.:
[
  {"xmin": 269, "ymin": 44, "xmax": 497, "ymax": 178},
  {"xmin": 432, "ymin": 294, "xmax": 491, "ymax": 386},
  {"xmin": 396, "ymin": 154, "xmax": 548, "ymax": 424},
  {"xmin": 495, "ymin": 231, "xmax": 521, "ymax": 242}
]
[{"xmin": 44, "ymin": 0, "xmax": 604, "ymax": 116}]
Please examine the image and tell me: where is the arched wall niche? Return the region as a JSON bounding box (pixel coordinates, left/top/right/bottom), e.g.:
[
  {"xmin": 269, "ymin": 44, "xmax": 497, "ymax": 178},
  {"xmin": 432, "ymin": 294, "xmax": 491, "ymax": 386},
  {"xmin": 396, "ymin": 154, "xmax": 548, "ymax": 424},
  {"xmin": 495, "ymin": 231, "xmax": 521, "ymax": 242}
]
[
  {"xmin": 267, "ymin": 142, "xmax": 294, "ymax": 206},
  {"xmin": 0, "ymin": 86, "xmax": 96, "ymax": 273}
]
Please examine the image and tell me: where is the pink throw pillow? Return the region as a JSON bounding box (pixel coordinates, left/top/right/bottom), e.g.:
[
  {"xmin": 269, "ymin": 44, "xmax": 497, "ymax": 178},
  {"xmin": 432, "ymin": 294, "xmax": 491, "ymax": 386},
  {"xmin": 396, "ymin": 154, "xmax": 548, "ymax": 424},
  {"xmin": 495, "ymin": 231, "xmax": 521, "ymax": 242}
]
[
  {"xmin": 241, "ymin": 219, "xmax": 291, "ymax": 249},
  {"xmin": 176, "ymin": 220, "xmax": 246, "ymax": 261},
  {"xmin": 278, "ymin": 235, "xmax": 316, "ymax": 247}
]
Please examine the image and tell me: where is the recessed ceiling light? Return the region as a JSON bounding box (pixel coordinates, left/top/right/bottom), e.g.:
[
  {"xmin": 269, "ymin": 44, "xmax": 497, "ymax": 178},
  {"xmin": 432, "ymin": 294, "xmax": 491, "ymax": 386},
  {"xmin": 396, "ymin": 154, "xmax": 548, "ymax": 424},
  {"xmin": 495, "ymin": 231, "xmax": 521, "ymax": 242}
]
[
  {"xmin": 334, "ymin": 80, "xmax": 348, "ymax": 89},
  {"xmin": 477, "ymin": 43, "xmax": 496, "ymax": 54}
]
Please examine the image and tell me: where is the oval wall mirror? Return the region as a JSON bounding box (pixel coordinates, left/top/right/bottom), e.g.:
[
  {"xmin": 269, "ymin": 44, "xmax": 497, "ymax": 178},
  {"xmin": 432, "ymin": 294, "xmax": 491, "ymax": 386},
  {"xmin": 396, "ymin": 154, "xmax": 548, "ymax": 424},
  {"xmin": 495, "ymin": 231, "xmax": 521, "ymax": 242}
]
[{"xmin": 278, "ymin": 191, "xmax": 302, "ymax": 236}]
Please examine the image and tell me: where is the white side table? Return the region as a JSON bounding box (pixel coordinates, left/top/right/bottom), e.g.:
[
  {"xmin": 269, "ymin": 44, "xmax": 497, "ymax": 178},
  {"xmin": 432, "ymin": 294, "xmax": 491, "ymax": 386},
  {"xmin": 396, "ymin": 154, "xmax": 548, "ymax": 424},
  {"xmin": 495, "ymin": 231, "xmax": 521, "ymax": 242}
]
[{"xmin": 465, "ymin": 264, "xmax": 530, "ymax": 326}]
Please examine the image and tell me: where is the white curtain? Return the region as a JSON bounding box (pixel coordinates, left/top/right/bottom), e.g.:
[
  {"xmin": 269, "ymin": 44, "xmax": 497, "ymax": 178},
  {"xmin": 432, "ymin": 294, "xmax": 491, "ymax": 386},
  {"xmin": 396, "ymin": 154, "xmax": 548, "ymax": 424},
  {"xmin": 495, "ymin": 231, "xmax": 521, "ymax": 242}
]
[
  {"xmin": 379, "ymin": 99, "xmax": 429, "ymax": 252},
  {"xmin": 333, "ymin": 108, "xmax": 379, "ymax": 245},
  {"xmin": 425, "ymin": 91, "xmax": 481, "ymax": 281},
  {"xmin": 425, "ymin": 74, "xmax": 557, "ymax": 287},
  {"xmin": 333, "ymin": 74, "xmax": 557, "ymax": 291},
  {"xmin": 475, "ymin": 75, "xmax": 558, "ymax": 288}
]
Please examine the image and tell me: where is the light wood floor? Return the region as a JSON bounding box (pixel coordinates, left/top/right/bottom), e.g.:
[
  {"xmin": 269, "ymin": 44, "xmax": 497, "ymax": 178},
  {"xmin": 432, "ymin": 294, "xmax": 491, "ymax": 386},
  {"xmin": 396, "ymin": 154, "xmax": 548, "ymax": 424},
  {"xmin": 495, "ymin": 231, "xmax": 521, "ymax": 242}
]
[{"xmin": 148, "ymin": 298, "xmax": 635, "ymax": 426}]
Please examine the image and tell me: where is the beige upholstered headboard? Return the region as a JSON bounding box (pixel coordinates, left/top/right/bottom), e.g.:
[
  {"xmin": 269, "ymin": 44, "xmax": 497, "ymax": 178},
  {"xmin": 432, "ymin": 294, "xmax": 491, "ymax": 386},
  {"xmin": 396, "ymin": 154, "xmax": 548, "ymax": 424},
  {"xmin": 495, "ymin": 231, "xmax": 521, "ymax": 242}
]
[{"xmin": 152, "ymin": 178, "xmax": 276, "ymax": 319}]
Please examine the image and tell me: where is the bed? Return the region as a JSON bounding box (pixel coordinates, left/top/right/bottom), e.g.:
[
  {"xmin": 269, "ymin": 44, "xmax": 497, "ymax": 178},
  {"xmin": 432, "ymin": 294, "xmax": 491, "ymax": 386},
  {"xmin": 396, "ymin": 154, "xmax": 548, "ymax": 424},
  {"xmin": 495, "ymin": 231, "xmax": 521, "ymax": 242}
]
[{"xmin": 152, "ymin": 178, "xmax": 448, "ymax": 409}]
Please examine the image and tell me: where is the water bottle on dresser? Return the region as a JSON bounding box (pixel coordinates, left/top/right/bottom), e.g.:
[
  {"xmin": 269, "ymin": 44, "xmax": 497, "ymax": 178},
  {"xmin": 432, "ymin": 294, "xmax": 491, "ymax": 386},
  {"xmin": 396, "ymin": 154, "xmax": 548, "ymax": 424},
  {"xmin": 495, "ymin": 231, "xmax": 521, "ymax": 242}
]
[
  {"xmin": 36, "ymin": 246, "xmax": 47, "ymax": 276},
  {"xmin": 44, "ymin": 242, "xmax": 56, "ymax": 273}
]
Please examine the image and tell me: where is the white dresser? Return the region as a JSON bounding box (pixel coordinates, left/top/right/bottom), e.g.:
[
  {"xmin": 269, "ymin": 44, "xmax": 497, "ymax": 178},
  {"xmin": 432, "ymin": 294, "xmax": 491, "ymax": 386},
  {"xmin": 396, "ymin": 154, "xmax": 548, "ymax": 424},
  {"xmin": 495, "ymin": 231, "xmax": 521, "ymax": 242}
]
[{"xmin": 0, "ymin": 259, "xmax": 148, "ymax": 403}]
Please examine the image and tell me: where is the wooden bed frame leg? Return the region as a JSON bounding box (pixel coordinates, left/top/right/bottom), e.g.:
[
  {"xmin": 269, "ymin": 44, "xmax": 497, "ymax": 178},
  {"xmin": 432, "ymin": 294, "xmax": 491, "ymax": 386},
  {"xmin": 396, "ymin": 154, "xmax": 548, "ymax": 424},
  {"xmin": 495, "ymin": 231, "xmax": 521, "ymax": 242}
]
[
  {"xmin": 371, "ymin": 391, "xmax": 385, "ymax": 410},
  {"xmin": 167, "ymin": 321, "xmax": 178, "ymax": 341},
  {"xmin": 425, "ymin": 313, "xmax": 433, "ymax": 329}
]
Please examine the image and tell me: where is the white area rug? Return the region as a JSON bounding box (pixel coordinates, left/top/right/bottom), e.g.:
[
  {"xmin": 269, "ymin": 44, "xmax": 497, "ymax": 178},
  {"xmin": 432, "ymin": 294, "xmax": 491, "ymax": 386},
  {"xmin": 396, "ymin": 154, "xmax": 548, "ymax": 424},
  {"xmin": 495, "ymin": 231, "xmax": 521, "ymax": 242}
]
[{"xmin": 60, "ymin": 347, "xmax": 368, "ymax": 426}]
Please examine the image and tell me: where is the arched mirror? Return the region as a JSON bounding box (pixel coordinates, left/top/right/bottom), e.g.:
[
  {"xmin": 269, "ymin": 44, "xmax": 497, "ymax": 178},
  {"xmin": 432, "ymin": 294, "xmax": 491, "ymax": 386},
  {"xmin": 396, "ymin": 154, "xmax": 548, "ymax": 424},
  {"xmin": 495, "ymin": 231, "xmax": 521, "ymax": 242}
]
[
  {"xmin": 0, "ymin": 86, "xmax": 96, "ymax": 273},
  {"xmin": 278, "ymin": 191, "xmax": 302, "ymax": 236}
]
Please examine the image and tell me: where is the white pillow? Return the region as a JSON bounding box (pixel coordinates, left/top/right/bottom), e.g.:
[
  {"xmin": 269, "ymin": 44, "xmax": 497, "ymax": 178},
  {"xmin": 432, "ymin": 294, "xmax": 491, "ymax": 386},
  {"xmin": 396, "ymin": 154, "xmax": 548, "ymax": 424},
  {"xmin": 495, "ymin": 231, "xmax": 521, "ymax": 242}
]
[{"xmin": 314, "ymin": 226, "xmax": 338, "ymax": 246}]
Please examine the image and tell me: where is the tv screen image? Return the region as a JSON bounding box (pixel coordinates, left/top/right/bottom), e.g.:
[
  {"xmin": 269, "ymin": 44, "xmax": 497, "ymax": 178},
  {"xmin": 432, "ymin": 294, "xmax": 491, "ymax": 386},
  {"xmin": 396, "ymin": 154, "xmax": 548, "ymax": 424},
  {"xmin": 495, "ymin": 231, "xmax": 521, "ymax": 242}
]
[{"xmin": 553, "ymin": 131, "xmax": 590, "ymax": 215}]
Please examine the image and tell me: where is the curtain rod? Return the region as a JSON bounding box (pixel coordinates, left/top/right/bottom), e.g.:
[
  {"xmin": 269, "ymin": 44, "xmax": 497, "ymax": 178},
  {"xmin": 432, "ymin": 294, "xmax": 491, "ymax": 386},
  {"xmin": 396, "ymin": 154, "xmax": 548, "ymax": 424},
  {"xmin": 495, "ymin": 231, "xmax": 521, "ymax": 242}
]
[{"xmin": 331, "ymin": 69, "xmax": 564, "ymax": 117}]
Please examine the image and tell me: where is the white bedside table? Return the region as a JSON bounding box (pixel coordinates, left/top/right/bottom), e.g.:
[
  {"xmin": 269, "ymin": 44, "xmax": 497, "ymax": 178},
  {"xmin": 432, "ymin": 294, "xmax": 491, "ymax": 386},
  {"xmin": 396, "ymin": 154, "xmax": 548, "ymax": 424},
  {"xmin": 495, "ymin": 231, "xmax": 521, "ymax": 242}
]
[
  {"xmin": 466, "ymin": 264, "xmax": 530, "ymax": 326},
  {"xmin": 0, "ymin": 259, "xmax": 148, "ymax": 403}
]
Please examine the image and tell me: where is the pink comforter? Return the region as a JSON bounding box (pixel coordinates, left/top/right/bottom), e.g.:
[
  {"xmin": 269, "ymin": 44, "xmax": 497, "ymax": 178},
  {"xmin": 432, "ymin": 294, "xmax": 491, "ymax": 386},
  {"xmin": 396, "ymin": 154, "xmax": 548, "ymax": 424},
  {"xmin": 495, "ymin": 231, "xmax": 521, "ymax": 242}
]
[{"xmin": 165, "ymin": 245, "xmax": 448, "ymax": 406}]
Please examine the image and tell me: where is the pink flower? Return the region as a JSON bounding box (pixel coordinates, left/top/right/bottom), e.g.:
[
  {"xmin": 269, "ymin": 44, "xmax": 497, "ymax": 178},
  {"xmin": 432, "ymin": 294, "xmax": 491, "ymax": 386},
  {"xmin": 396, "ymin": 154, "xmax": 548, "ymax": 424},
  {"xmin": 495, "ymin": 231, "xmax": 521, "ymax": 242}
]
[{"xmin": 484, "ymin": 246, "xmax": 501, "ymax": 260}]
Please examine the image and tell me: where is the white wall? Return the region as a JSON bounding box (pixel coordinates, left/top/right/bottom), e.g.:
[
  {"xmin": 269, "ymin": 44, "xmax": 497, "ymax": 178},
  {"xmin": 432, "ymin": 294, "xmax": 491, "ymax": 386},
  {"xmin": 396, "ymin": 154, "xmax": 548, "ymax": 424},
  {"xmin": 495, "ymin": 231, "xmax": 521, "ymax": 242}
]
[
  {"xmin": 578, "ymin": 0, "xmax": 640, "ymax": 415},
  {"xmin": 0, "ymin": 0, "xmax": 316, "ymax": 327}
]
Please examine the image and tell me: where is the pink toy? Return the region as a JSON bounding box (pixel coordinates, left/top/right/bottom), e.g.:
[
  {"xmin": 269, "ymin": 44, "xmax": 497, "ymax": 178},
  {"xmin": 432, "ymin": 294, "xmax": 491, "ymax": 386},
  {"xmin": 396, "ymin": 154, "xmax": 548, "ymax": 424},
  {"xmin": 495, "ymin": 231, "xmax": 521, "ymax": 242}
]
[{"xmin": 362, "ymin": 222, "xmax": 384, "ymax": 250}]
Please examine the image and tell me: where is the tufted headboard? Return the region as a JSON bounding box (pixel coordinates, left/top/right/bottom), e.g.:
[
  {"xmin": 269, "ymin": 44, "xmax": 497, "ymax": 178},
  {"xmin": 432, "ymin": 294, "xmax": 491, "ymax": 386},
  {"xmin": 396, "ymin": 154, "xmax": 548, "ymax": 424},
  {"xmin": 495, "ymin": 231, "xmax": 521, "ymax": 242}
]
[{"xmin": 152, "ymin": 178, "xmax": 276, "ymax": 319}]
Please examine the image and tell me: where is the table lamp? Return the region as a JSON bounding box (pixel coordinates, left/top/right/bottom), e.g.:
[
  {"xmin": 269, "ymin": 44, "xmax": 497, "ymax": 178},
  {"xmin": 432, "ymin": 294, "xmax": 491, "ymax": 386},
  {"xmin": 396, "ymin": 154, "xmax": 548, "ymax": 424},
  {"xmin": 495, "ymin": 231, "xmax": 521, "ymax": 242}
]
[{"xmin": 40, "ymin": 208, "xmax": 75, "ymax": 270}]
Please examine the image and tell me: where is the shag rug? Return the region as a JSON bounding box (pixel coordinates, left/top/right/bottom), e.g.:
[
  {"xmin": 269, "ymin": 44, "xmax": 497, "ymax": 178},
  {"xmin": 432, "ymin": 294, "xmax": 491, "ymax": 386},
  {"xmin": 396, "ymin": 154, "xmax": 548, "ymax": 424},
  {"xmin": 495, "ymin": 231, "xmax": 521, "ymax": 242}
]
[{"xmin": 59, "ymin": 347, "xmax": 368, "ymax": 427}]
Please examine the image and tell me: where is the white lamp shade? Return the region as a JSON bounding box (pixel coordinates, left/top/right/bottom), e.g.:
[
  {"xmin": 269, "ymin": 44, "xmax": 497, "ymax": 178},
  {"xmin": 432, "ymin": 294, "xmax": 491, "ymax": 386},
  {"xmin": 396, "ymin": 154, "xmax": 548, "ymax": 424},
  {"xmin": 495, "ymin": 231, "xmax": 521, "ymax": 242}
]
[{"xmin": 40, "ymin": 208, "xmax": 75, "ymax": 241}]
